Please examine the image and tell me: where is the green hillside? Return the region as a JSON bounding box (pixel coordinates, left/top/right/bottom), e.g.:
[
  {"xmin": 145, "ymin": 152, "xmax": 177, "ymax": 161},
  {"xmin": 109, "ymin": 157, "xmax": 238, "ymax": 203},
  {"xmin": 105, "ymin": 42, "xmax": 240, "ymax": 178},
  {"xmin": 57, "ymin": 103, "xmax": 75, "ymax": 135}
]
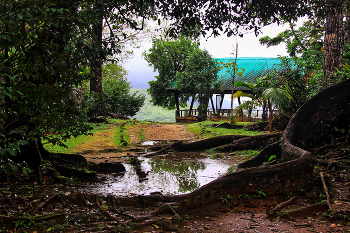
[{"xmin": 130, "ymin": 89, "xmax": 176, "ymax": 122}]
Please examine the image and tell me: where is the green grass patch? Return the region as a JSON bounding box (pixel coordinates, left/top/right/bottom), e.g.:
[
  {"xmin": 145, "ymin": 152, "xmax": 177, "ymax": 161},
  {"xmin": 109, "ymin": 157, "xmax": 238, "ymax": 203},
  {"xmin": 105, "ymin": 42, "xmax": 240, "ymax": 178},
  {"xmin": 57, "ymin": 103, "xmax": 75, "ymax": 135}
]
[
  {"xmin": 205, "ymin": 148, "xmax": 225, "ymax": 159},
  {"xmin": 226, "ymin": 150, "xmax": 260, "ymax": 174},
  {"xmin": 113, "ymin": 121, "xmax": 132, "ymax": 147},
  {"xmin": 43, "ymin": 119, "xmax": 125, "ymax": 153},
  {"xmin": 230, "ymin": 149, "xmax": 260, "ymax": 158},
  {"xmin": 186, "ymin": 120, "xmax": 265, "ymax": 139}
]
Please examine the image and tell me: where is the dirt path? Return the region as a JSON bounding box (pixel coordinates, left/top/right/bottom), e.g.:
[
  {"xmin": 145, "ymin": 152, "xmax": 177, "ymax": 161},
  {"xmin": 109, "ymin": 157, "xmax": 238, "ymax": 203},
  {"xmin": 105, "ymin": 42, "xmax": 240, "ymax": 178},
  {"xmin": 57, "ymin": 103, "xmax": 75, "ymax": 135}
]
[
  {"xmin": 73, "ymin": 123, "xmax": 195, "ymax": 164},
  {"xmin": 143, "ymin": 123, "xmax": 194, "ymax": 141}
]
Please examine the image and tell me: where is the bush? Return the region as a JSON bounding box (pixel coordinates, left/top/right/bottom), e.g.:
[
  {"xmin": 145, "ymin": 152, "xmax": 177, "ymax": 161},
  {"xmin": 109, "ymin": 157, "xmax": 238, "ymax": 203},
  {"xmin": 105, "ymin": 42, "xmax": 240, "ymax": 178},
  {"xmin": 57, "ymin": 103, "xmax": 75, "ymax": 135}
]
[{"xmin": 102, "ymin": 63, "xmax": 145, "ymax": 117}]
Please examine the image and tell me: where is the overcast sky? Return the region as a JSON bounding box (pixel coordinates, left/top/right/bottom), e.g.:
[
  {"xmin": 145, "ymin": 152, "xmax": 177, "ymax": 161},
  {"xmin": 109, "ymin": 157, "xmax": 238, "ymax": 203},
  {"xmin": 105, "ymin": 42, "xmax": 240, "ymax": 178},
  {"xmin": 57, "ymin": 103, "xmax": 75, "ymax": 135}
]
[{"xmin": 124, "ymin": 23, "xmax": 293, "ymax": 89}]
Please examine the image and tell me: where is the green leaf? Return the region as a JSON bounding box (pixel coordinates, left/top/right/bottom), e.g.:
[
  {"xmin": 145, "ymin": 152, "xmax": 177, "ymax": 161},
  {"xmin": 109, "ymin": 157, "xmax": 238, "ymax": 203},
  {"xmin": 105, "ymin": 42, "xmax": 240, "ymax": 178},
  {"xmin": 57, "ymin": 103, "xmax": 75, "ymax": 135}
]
[
  {"xmin": 17, "ymin": 13, "xmax": 23, "ymax": 20},
  {"xmin": 8, "ymin": 148, "xmax": 17, "ymax": 156}
]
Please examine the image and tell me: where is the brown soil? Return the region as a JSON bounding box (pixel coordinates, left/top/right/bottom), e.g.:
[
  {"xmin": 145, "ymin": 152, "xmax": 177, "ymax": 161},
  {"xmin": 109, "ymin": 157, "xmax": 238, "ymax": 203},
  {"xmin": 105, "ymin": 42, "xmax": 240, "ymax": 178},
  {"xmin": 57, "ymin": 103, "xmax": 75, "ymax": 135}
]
[
  {"xmin": 75, "ymin": 122, "xmax": 349, "ymax": 232},
  {"xmin": 75, "ymin": 123, "xmax": 195, "ymax": 164},
  {"xmin": 143, "ymin": 123, "xmax": 195, "ymax": 141}
]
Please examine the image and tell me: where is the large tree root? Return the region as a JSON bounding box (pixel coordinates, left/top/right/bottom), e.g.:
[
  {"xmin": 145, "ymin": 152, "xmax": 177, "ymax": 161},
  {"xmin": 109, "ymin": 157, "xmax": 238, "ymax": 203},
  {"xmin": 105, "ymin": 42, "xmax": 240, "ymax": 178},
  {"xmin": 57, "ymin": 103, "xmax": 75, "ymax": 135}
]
[
  {"xmin": 0, "ymin": 213, "xmax": 64, "ymax": 224},
  {"xmin": 266, "ymin": 195, "xmax": 300, "ymax": 216},
  {"xmin": 30, "ymin": 193, "xmax": 61, "ymax": 214},
  {"xmin": 140, "ymin": 133, "xmax": 280, "ymax": 156},
  {"xmin": 283, "ymin": 203, "xmax": 329, "ymax": 219},
  {"xmin": 54, "ymin": 164, "xmax": 96, "ymax": 179},
  {"xmin": 143, "ymin": 141, "xmax": 184, "ymax": 157},
  {"xmin": 114, "ymin": 153, "xmax": 314, "ymax": 214},
  {"xmin": 142, "ymin": 135, "xmax": 248, "ymax": 154},
  {"xmin": 237, "ymin": 140, "xmax": 281, "ymax": 169},
  {"xmin": 320, "ymin": 172, "xmax": 333, "ymax": 210},
  {"xmin": 216, "ymin": 133, "xmax": 281, "ymax": 152},
  {"xmin": 282, "ymin": 79, "xmax": 350, "ymax": 161}
]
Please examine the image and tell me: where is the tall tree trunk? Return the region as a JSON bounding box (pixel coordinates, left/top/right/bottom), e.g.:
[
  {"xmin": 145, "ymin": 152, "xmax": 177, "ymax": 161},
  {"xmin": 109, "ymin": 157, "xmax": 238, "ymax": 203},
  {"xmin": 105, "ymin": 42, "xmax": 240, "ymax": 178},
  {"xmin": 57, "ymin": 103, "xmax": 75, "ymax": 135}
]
[
  {"xmin": 197, "ymin": 94, "xmax": 209, "ymax": 122},
  {"xmin": 90, "ymin": 5, "xmax": 107, "ymax": 117},
  {"xmin": 189, "ymin": 94, "xmax": 195, "ymax": 112},
  {"xmin": 175, "ymin": 92, "xmax": 180, "ymax": 117},
  {"xmin": 262, "ymin": 100, "xmax": 267, "ymax": 121},
  {"xmin": 345, "ymin": 5, "xmax": 350, "ymax": 42},
  {"xmin": 323, "ymin": 0, "xmax": 345, "ymax": 89}
]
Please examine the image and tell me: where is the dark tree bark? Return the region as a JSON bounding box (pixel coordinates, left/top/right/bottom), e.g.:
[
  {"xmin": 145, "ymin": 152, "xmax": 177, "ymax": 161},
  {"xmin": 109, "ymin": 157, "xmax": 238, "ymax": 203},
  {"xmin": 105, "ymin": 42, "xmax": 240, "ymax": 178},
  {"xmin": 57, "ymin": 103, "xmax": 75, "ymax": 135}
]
[
  {"xmin": 262, "ymin": 100, "xmax": 268, "ymax": 121},
  {"xmin": 90, "ymin": 5, "xmax": 108, "ymax": 117},
  {"xmin": 197, "ymin": 94, "xmax": 209, "ymax": 121},
  {"xmin": 238, "ymin": 140, "xmax": 281, "ymax": 169},
  {"xmin": 323, "ymin": 0, "xmax": 345, "ymax": 89},
  {"xmin": 88, "ymin": 4, "xmax": 129, "ymax": 120},
  {"xmin": 345, "ymin": 6, "xmax": 350, "ymax": 42},
  {"xmin": 189, "ymin": 95, "xmax": 195, "ymax": 114},
  {"xmin": 142, "ymin": 133, "xmax": 281, "ymax": 156},
  {"xmin": 216, "ymin": 133, "xmax": 281, "ymax": 152},
  {"xmin": 175, "ymin": 92, "xmax": 180, "ymax": 117},
  {"xmin": 282, "ymin": 79, "xmax": 350, "ymax": 161}
]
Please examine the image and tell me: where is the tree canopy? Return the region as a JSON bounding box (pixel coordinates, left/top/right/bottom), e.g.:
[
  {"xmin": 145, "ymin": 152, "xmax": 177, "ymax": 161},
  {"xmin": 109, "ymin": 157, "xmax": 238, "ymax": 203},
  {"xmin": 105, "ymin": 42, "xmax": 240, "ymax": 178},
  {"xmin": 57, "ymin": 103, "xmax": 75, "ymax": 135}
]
[
  {"xmin": 1, "ymin": 0, "xmax": 346, "ymax": 173},
  {"xmin": 143, "ymin": 38, "xmax": 200, "ymax": 110},
  {"xmin": 176, "ymin": 49, "xmax": 220, "ymax": 121},
  {"xmin": 101, "ymin": 64, "xmax": 145, "ymax": 117},
  {"xmin": 1, "ymin": 0, "xmax": 97, "ymax": 169}
]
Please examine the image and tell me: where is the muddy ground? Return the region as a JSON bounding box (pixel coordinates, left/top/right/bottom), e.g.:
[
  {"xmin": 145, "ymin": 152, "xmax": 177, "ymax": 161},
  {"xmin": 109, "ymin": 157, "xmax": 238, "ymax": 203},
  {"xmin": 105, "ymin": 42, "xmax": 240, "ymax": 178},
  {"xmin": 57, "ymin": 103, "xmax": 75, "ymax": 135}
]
[
  {"xmin": 72, "ymin": 123, "xmax": 350, "ymax": 232},
  {"xmin": 1, "ymin": 122, "xmax": 349, "ymax": 232}
]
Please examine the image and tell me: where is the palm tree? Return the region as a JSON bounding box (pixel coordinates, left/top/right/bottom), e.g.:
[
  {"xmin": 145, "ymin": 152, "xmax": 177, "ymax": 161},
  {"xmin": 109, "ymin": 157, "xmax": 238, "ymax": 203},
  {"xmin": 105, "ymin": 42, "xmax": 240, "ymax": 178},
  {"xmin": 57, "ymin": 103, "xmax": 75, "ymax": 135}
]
[
  {"xmin": 233, "ymin": 74, "xmax": 293, "ymax": 125},
  {"xmin": 233, "ymin": 77, "xmax": 268, "ymax": 122}
]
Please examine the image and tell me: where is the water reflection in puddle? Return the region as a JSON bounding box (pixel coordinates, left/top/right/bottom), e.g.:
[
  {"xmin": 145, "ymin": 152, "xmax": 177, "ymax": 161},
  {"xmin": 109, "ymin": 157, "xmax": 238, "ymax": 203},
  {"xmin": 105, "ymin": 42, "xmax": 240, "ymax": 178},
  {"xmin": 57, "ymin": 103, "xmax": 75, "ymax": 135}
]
[{"xmin": 85, "ymin": 152, "xmax": 237, "ymax": 197}]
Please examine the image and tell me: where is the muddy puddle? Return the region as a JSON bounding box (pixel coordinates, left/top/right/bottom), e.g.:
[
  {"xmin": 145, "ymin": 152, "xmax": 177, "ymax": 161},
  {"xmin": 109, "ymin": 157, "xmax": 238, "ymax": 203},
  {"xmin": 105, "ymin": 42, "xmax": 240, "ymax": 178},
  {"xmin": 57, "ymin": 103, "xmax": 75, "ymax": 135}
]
[{"xmin": 83, "ymin": 151, "xmax": 237, "ymax": 197}]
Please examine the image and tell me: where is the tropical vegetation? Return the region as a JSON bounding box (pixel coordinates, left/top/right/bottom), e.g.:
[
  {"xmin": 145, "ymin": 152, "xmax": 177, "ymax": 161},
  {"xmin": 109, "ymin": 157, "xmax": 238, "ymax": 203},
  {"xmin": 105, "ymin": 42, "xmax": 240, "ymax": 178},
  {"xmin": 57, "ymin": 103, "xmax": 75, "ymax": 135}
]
[
  {"xmin": 2, "ymin": 0, "xmax": 350, "ymax": 232},
  {"xmin": 100, "ymin": 64, "xmax": 145, "ymax": 117},
  {"xmin": 175, "ymin": 48, "xmax": 221, "ymax": 121},
  {"xmin": 143, "ymin": 38, "xmax": 200, "ymax": 110}
]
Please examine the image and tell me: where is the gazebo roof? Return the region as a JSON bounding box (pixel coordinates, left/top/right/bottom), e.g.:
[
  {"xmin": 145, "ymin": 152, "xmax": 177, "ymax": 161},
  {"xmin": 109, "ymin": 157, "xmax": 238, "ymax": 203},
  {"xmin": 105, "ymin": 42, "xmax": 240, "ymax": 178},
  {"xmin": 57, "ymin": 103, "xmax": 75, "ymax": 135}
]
[
  {"xmin": 166, "ymin": 57, "xmax": 283, "ymax": 93},
  {"xmin": 216, "ymin": 57, "xmax": 282, "ymax": 92}
]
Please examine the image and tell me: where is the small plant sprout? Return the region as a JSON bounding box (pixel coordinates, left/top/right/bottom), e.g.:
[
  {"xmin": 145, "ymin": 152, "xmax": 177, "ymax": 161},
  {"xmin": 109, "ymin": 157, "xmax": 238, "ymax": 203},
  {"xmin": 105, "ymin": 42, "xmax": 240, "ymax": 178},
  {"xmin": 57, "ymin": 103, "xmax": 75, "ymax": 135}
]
[
  {"xmin": 256, "ymin": 190, "xmax": 266, "ymax": 198},
  {"xmin": 237, "ymin": 193, "xmax": 249, "ymax": 199},
  {"xmin": 268, "ymin": 155, "xmax": 276, "ymax": 162},
  {"xmin": 221, "ymin": 194, "xmax": 233, "ymax": 203}
]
